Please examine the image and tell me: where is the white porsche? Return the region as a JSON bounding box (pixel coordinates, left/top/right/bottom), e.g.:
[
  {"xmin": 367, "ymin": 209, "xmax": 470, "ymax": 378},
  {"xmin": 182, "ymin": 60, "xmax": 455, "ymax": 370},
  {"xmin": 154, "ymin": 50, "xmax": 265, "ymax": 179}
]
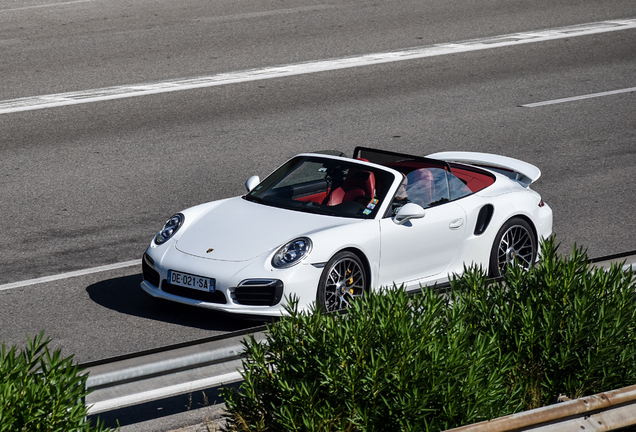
[{"xmin": 141, "ymin": 147, "xmax": 552, "ymax": 317}]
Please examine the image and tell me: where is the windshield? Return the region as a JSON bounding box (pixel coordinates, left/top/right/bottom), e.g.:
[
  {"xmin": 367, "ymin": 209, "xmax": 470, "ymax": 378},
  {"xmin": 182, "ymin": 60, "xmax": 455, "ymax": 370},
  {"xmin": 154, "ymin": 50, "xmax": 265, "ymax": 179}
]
[{"xmin": 244, "ymin": 156, "xmax": 395, "ymax": 219}]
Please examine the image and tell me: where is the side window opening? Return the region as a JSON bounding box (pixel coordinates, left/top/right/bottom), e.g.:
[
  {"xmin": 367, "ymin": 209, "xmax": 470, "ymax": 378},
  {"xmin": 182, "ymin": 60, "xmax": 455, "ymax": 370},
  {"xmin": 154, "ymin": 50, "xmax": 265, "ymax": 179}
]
[
  {"xmin": 389, "ymin": 167, "xmax": 451, "ymax": 216},
  {"xmin": 405, "ymin": 168, "xmax": 450, "ymax": 208}
]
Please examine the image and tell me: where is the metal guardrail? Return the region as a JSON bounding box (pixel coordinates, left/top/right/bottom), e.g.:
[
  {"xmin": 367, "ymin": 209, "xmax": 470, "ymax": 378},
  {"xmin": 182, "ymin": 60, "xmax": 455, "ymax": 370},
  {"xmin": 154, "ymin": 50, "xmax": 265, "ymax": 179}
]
[
  {"xmin": 82, "ymin": 251, "xmax": 636, "ymax": 420},
  {"xmin": 83, "ymin": 326, "xmax": 266, "ymax": 414},
  {"xmin": 445, "ymin": 384, "xmax": 636, "ymax": 432}
]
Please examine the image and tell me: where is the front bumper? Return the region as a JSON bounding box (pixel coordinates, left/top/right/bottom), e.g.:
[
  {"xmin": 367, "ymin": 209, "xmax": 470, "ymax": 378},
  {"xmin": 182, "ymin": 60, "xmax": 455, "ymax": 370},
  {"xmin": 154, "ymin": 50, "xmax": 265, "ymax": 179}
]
[{"xmin": 140, "ymin": 247, "xmax": 323, "ymax": 317}]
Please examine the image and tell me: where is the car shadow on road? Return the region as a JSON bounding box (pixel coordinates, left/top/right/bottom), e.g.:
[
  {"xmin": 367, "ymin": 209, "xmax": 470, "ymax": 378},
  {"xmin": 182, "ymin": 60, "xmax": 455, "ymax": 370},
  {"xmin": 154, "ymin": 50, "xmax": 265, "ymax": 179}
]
[{"xmin": 85, "ymin": 274, "xmax": 264, "ymax": 332}]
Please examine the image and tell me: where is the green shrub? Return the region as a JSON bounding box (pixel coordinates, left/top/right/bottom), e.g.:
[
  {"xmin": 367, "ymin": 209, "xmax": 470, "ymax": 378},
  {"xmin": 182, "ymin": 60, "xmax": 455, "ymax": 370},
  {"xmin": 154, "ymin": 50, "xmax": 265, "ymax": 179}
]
[
  {"xmin": 0, "ymin": 333, "xmax": 110, "ymax": 432},
  {"xmin": 221, "ymin": 238, "xmax": 636, "ymax": 431},
  {"xmin": 222, "ymin": 288, "xmax": 515, "ymax": 431},
  {"xmin": 453, "ymin": 238, "xmax": 636, "ymax": 409}
]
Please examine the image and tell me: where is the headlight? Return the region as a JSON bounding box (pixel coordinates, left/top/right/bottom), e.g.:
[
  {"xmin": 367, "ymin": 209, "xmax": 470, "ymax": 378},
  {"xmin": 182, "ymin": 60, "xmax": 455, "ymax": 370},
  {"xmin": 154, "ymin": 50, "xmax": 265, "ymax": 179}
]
[
  {"xmin": 154, "ymin": 213, "xmax": 184, "ymax": 245},
  {"xmin": 272, "ymin": 237, "xmax": 312, "ymax": 268}
]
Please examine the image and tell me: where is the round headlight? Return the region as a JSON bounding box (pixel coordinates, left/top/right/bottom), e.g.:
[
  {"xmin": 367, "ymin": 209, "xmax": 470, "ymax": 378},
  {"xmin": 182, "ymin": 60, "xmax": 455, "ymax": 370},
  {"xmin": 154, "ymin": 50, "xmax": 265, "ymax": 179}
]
[
  {"xmin": 272, "ymin": 237, "xmax": 312, "ymax": 268},
  {"xmin": 154, "ymin": 213, "xmax": 184, "ymax": 245}
]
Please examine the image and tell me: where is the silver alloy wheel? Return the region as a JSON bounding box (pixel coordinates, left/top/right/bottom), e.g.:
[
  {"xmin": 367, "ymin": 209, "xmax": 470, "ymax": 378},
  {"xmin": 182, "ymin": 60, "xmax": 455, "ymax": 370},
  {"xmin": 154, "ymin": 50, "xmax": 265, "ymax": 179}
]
[
  {"xmin": 322, "ymin": 255, "xmax": 366, "ymax": 312},
  {"xmin": 496, "ymin": 224, "xmax": 534, "ymax": 274}
]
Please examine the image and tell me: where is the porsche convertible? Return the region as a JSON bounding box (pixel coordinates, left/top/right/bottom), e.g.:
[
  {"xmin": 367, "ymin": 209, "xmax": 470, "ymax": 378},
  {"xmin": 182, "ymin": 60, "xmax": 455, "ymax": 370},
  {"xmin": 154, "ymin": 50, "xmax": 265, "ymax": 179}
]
[{"xmin": 141, "ymin": 147, "xmax": 552, "ymax": 316}]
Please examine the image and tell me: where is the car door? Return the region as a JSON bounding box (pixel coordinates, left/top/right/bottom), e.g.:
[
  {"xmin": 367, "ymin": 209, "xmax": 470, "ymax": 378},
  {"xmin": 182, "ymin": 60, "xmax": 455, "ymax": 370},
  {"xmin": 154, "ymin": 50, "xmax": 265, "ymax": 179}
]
[
  {"xmin": 378, "ymin": 202, "xmax": 466, "ymax": 288},
  {"xmin": 377, "ymin": 167, "xmax": 467, "ymax": 288}
]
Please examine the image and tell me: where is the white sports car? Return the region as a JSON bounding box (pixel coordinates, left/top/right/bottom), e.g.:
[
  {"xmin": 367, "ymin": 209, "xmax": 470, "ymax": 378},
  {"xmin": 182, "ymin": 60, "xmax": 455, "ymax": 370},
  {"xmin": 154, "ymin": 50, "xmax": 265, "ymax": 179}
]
[{"xmin": 141, "ymin": 147, "xmax": 552, "ymax": 317}]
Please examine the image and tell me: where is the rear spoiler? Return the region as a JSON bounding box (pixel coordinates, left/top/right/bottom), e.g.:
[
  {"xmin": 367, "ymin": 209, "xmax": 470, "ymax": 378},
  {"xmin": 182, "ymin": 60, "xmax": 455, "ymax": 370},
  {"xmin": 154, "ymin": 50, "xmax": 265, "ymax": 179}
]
[{"xmin": 427, "ymin": 151, "xmax": 541, "ymax": 187}]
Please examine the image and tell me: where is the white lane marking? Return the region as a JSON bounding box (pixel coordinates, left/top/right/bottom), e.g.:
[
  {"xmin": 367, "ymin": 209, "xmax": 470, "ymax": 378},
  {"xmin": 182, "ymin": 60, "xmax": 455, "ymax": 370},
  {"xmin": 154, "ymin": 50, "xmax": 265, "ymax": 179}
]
[
  {"xmin": 87, "ymin": 370, "xmax": 243, "ymax": 414},
  {"xmin": 0, "ymin": 259, "xmax": 141, "ymax": 292},
  {"xmin": 0, "ymin": 0, "xmax": 92, "ymax": 12},
  {"xmin": 1, "ymin": 18, "xmax": 635, "ymax": 115},
  {"xmin": 521, "ymin": 86, "xmax": 636, "ymax": 107}
]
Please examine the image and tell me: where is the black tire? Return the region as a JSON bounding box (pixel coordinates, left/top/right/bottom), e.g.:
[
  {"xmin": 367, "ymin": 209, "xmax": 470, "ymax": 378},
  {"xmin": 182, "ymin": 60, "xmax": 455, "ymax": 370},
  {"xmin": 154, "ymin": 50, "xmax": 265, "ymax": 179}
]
[
  {"xmin": 317, "ymin": 251, "xmax": 367, "ymax": 312},
  {"xmin": 489, "ymin": 217, "xmax": 537, "ymax": 277}
]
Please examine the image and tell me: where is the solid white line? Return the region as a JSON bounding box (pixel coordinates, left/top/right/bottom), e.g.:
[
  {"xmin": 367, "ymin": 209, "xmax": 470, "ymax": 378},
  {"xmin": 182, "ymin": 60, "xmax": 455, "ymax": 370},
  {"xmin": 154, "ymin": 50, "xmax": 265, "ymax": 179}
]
[
  {"xmin": 521, "ymin": 87, "xmax": 636, "ymax": 107},
  {"xmin": 87, "ymin": 370, "xmax": 243, "ymax": 414},
  {"xmin": 0, "ymin": 0, "xmax": 92, "ymax": 12},
  {"xmin": 1, "ymin": 18, "xmax": 635, "ymax": 115},
  {"xmin": 0, "ymin": 259, "xmax": 141, "ymax": 292}
]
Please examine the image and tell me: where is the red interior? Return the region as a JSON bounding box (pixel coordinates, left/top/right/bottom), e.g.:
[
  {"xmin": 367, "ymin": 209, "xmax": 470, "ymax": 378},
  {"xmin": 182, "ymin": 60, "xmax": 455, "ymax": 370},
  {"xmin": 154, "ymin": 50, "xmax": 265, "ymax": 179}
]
[
  {"xmin": 293, "ymin": 160, "xmax": 495, "ymax": 205},
  {"xmin": 323, "ymin": 169, "xmax": 376, "ymax": 205},
  {"xmin": 386, "ymin": 160, "xmax": 494, "ymax": 193},
  {"xmin": 450, "ymin": 166, "xmax": 495, "ymax": 192},
  {"xmin": 296, "ymin": 191, "xmax": 329, "ymax": 203}
]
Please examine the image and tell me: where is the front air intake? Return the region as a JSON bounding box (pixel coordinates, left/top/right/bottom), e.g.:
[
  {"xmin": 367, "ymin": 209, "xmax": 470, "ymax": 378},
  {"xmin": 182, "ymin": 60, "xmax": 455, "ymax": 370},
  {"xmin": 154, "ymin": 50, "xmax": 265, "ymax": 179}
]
[
  {"xmin": 142, "ymin": 254, "xmax": 160, "ymax": 287},
  {"xmin": 232, "ymin": 279, "xmax": 284, "ymax": 306}
]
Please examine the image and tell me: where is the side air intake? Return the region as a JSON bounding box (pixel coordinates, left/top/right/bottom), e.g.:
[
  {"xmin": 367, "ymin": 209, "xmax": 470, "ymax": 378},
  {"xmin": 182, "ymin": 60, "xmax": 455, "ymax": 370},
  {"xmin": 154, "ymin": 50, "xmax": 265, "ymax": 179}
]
[{"xmin": 474, "ymin": 204, "xmax": 494, "ymax": 236}]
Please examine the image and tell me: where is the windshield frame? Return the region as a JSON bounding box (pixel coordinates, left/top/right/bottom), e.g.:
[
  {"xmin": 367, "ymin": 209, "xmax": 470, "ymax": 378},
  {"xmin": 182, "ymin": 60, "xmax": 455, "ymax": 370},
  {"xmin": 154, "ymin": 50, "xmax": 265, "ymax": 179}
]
[{"xmin": 244, "ymin": 154, "xmax": 400, "ymax": 220}]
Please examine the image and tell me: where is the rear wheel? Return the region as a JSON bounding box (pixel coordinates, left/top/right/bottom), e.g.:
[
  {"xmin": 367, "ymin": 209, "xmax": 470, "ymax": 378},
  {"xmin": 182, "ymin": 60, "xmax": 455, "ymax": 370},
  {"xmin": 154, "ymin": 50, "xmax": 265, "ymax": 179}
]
[
  {"xmin": 489, "ymin": 217, "xmax": 536, "ymax": 277},
  {"xmin": 317, "ymin": 251, "xmax": 367, "ymax": 312}
]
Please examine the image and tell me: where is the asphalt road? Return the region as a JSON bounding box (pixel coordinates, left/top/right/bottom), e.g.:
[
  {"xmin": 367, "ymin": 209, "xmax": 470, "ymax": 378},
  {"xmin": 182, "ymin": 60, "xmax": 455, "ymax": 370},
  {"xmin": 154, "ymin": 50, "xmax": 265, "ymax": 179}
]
[{"xmin": 1, "ymin": 0, "xmax": 635, "ymax": 365}]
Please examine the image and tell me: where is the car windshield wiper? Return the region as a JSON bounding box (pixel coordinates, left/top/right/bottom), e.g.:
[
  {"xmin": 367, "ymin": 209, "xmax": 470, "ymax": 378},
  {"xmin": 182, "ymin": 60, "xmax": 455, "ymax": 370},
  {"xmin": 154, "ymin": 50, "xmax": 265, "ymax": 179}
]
[{"xmin": 301, "ymin": 206, "xmax": 342, "ymax": 217}]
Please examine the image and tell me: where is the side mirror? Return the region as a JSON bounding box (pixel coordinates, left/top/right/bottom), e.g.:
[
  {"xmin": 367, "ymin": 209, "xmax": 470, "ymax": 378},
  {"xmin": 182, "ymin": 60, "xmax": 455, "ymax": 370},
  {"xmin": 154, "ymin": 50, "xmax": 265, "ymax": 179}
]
[
  {"xmin": 394, "ymin": 203, "xmax": 426, "ymax": 225},
  {"xmin": 245, "ymin": 176, "xmax": 260, "ymax": 192}
]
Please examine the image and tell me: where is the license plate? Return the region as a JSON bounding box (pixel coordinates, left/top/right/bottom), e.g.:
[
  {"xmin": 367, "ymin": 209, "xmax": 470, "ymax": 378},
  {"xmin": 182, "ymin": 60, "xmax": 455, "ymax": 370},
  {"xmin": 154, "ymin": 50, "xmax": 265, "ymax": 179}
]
[{"xmin": 168, "ymin": 270, "xmax": 215, "ymax": 292}]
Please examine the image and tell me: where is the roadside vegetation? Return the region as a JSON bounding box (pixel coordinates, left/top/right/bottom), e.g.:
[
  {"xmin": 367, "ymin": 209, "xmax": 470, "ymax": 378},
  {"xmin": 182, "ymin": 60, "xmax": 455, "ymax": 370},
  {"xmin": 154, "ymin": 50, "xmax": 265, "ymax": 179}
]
[
  {"xmin": 221, "ymin": 238, "xmax": 636, "ymax": 431},
  {"xmin": 0, "ymin": 333, "xmax": 110, "ymax": 432}
]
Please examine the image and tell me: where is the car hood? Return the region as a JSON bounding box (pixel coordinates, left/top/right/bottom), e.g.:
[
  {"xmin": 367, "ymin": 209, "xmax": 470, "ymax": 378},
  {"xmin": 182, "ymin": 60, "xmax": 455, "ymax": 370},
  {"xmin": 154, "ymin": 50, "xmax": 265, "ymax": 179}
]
[{"xmin": 175, "ymin": 197, "xmax": 357, "ymax": 261}]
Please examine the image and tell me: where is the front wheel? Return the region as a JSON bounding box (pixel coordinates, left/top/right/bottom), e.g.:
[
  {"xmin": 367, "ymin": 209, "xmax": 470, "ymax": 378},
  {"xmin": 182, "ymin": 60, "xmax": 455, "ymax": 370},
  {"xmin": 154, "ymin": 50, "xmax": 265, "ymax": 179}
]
[
  {"xmin": 489, "ymin": 217, "xmax": 536, "ymax": 277},
  {"xmin": 317, "ymin": 251, "xmax": 367, "ymax": 312}
]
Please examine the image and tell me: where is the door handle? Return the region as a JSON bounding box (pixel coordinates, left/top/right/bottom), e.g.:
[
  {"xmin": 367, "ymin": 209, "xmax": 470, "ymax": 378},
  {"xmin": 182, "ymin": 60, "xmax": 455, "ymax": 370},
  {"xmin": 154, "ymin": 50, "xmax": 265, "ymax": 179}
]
[{"xmin": 449, "ymin": 218, "xmax": 464, "ymax": 230}]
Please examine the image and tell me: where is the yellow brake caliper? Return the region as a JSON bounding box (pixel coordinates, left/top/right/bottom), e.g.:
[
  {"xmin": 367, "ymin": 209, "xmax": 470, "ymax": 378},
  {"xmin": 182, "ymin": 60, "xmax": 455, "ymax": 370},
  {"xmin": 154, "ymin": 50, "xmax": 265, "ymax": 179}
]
[{"xmin": 346, "ymin": 268, "xmax": 354, "ymax": 294}]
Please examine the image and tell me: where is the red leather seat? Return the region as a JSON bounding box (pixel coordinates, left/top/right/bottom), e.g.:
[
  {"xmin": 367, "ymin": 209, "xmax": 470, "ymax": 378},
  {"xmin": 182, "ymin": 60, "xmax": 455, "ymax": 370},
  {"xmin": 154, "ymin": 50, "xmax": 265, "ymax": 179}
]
[{"xmin": 324, "ymin": 169, "xmax": 376, "ymax": 206}]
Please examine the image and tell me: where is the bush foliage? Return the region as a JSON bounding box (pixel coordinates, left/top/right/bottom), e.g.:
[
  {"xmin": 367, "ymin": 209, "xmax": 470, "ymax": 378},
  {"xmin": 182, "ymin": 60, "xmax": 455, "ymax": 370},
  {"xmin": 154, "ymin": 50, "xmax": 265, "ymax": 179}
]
[
  {"xmin": 222, "ymin": 239, "xmax": 636, "ymax": 431},
  {"xmin": 455, "ymin": 239, "xmax": 636, "ymax": 409},
  {"xmin": 0, "ymin": 333, "xmax": 110, "ymax": 432}
]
